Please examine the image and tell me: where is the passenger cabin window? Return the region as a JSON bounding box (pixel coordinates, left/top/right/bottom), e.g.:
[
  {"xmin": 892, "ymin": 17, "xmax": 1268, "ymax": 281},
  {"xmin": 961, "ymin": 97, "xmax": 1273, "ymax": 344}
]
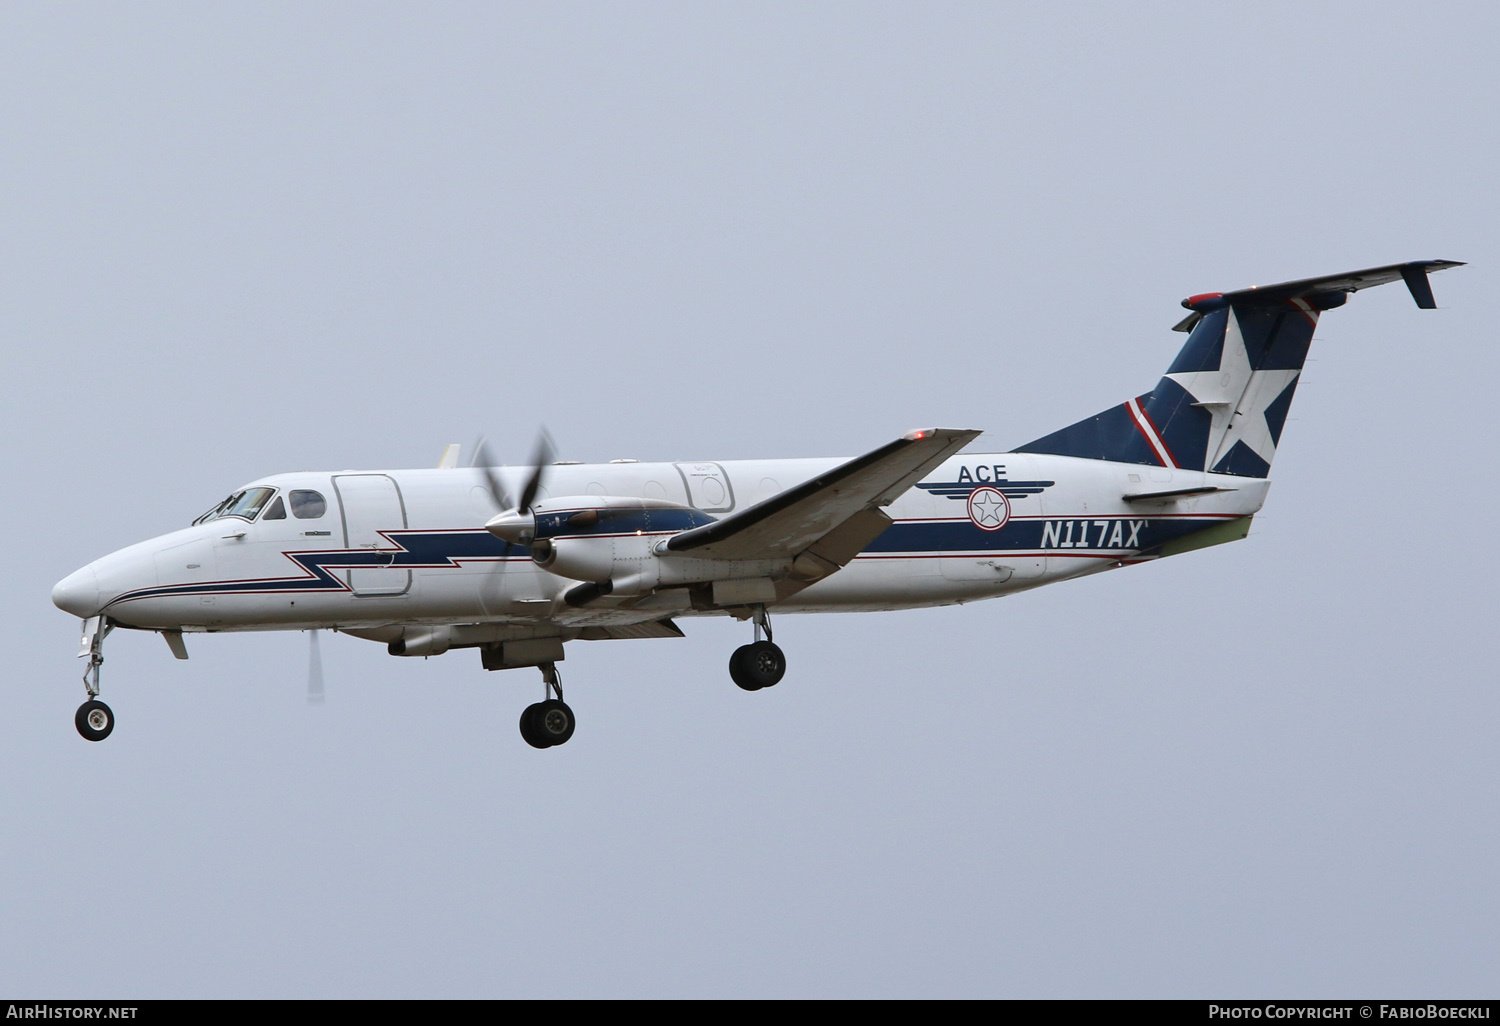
[
  {"xmin": 262, "ymin": 496, "xmax": 287, "ymax": 520},
  {"xmin": 290, "ymin": 490, "xmax": 327, "ymax": 519}
]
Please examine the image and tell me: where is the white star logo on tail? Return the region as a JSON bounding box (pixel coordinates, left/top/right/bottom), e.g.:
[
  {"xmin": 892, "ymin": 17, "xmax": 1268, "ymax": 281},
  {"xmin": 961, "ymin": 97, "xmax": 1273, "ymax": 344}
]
[{"xmin": 1165, "ymin": 308, "xmax": 1304, "ymax": 470}]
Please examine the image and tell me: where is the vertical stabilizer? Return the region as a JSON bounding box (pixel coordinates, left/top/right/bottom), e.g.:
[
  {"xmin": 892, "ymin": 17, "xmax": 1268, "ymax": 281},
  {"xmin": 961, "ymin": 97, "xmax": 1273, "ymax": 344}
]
[{"xmin": 1013, "ymin": 260, "xmax": 1461, "ymax": 477}]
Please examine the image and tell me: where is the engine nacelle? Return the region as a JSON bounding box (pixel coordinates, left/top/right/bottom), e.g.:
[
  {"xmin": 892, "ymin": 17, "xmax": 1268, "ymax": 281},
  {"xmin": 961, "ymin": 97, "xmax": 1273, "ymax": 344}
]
[
  {"xmin": 487, "ymin": 494, "xmax": 800, "ymax": 604},
  {"xmin": 489, "ymin": 495, "xmax": 713, "ymax": 586},
  {"xmin": 532, "ymin": 533, "xmax": 646, "ymax": 584},
  {"xmin": 388, "ymin": 626, "xmax": 453, "ymax": 657}
]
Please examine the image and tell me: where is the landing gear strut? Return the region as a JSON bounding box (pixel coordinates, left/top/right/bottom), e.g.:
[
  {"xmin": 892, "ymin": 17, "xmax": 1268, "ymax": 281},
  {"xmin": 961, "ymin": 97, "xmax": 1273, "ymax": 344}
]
[
  {"xmin": 730, "ymin": 604, "xmax": 785, "ymax": 691},
  {"xmin": 519, "ymin": 661, "xmax": 575, "ymax": 749},
  {"xmin": 76, "ymin": 616, "xmax": 115, "ymax": 742}
]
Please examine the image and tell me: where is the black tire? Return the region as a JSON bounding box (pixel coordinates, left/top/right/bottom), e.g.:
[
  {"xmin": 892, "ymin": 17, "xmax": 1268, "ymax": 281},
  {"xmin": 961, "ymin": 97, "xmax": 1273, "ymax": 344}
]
[
  {"xmin": 519, "ymin": 703, "xmax": 552, "ymax": 749},
  {"xmin": 729, "ymin": 645, "xmax": 762, "ymax": 691},
  {"xmin": 731, "ymin": 641, "xmax": 785, "ymax": 689},
  {"xmin": 75, "ymin": 700, "xmax": 114, "ymax": 742},
  {"xmin": 533, "ymin": 699, "xmax": 575, "ymax": 746},
  {"xmin": 747, "ymin": 641, "xmax": 786, "ymax": 687}
]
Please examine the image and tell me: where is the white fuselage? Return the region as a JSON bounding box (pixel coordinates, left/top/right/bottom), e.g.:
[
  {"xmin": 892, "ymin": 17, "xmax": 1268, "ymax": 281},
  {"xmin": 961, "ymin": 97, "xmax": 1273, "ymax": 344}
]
[{"xmin": 55, "ymin": 451, "xmax": 1268, "ymax": 642}]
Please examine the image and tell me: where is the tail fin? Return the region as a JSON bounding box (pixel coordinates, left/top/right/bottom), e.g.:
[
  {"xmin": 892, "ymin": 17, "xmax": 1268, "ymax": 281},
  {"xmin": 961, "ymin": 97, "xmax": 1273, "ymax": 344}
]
[{"xmin": 1014, "ymin": 260, "xmax": 1462, "ymax": 478}]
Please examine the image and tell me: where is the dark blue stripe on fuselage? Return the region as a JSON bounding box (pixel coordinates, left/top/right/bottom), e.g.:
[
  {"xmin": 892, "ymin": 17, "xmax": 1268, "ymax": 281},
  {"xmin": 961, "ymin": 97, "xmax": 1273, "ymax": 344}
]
[
  {"xmin": 865, "ymin": 516, "xmax": 1233, "ymax": 553},
  {"xmin": 534, "ymin": 507, "xmax": 715, "ymax": 538}
]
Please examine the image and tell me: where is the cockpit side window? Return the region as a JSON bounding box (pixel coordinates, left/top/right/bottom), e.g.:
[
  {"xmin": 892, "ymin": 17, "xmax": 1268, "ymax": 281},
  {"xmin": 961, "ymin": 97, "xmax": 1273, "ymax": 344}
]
[
  {"xmin": 223, "ymin": 487, "xmax": 276, "ymax": 521},
  {"xmin": 194, "ymin": 487, "xmax": 277, "ymax": 525},
  {"xmin": 289, "ymin": 490, "xmax": 327, "ymax": 519},
  {"xmin": 262, "ymin": 496, "xmax": 287, "ymax": 520}
]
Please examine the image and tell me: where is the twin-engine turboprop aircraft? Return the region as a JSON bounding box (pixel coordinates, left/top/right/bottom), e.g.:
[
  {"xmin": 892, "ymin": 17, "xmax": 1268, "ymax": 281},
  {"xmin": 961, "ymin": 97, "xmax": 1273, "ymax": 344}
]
[{"xmin": 53, "ymin": 260, "xmax": 1461, "ymax": 747}]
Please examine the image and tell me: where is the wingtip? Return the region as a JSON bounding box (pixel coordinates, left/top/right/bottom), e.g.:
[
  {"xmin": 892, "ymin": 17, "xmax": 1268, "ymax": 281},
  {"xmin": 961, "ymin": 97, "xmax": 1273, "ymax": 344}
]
[{"xmin": 904, "ymin": 427, "xmax": 983, "ymax": 443}]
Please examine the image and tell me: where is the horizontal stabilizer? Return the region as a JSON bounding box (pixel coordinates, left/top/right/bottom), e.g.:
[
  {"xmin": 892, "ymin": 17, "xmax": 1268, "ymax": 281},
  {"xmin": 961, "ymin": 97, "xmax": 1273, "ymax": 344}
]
[
  {"xmin": 1123, "ymin": 485, "xmax": 1234, "ymax": 502},
  {"xmin": 1173, "ymin": 259, "xmax": 1463, "ymax": 330}
]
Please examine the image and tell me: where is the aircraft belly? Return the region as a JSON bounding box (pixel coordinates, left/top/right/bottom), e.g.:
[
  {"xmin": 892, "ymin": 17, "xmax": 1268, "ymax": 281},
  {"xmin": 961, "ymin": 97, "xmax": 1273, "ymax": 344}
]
[{"xmin": 788, "ymin": 557, "xmax": 1006, "ymax": 610}]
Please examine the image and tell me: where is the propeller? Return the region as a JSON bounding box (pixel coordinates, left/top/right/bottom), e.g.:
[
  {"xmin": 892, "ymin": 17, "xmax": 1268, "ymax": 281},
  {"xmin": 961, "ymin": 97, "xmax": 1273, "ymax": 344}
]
[
  {"xmin": 307, "ymin": 629, "xmax": 325, "ymax": 705},
  {"xmin": 472, "ymin": 430, "xmax": 556, "ymax": 546},
  {"xmin": 516, "ymin": 429, "xmax": 556, "ymax": 514}
]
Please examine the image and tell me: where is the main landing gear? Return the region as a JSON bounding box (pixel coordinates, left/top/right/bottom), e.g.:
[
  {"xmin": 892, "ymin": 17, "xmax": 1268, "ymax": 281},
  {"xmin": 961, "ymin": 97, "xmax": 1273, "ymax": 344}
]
[
  {"xmin": 519, "ymin": 661, "xmax": 576, "ymax": 749},
  {"xmin": 729, "ymin": 604, "xmax": 785, "ymax": 692},
  {"xmin": 76, "ymin": 616, "xmax": 115, "ymax": 742}
]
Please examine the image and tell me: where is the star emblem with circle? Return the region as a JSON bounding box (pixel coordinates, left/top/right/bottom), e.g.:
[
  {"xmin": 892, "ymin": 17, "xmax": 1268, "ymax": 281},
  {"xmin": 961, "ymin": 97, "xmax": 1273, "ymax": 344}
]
[{"xmin": 967, "ymin": 486, "xmax": 1010, "ymax": 531}]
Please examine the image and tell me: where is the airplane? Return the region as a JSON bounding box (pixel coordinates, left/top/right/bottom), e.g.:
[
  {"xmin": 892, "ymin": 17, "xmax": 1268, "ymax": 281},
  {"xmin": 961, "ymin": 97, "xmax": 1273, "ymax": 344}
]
[{"xmin": 51, "ymin": 260, "xmax": 1462, "ymax": 748}]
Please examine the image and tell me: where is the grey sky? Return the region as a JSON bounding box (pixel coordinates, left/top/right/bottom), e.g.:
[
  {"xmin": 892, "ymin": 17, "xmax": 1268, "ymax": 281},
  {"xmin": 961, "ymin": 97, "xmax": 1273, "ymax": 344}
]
[{"xmin": 1, "ymin": 2, "xmax": 1495, "ymax": 997}]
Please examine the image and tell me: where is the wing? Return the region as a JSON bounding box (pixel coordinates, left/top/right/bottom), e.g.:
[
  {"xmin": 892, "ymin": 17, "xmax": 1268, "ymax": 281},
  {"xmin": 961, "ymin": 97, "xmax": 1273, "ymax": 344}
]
[{"xmin": 664, "ymin": 428, "xmax": 980, "ymax": 563}]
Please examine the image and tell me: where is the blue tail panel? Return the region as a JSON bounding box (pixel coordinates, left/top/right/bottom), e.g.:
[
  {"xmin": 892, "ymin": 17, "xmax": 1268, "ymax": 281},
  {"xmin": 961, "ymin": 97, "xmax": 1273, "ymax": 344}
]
[
  {"xmin": 1165, "ymin": 307, "xmax": 1231, "ymax": 374},
  {"xmin": 1013, "ymin": 260, "xmax": 1458, "ymax": 476},
  {"xmin": 1211, "ymin": 441, "xmax": 1271, "ymax": 478},
  {"xmin": 1015, "ymin": 292, "xmax": 1319, "ymax": 476},
  {"xmin": 1011, "ymin": 398, "xmax": 1160, "ymax": 466},
  {"xmin": 1262, "ymin": 378, "xmax": 1298, "ymax": 448},
  {"xmin": 1139, "ymin": 376, "xmax": 1211, "ymax": 470},
  {"xmin": 1015, "ymin": 307, "xmax": 1240, "ymax": 471}
]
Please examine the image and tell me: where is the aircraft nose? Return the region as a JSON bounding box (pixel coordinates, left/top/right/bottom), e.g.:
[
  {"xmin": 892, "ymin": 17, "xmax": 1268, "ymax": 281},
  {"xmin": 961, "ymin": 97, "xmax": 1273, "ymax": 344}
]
[{"xmin": 52, "ymin": 566, "xmax": 102, "ymax": 618}]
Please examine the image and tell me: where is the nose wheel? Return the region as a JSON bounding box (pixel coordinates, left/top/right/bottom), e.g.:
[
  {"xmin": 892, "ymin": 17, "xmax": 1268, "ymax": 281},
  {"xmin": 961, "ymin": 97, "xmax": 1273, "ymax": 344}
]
[
  {"xmin": 519, "ymin": 662, "xmax": 576, "ymax": 748},
  {"xmin": 75, "ymin": 700, "xmax": 115, "ymax": 742},
  {"xmin": 730, "ymin": 604, "xmax": 785, "ymax": 691}
]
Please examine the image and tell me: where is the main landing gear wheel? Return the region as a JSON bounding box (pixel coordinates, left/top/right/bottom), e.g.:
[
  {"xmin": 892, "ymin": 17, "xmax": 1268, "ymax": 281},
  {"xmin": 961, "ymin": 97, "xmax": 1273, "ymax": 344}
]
[
  {"xmin": 729, "ymin": 640, "xmax": 786, "ymax": 691},
  {"xmin": 730, "ymin": 603, "xmax": 786, "ymax": 691},
  {"xmin": 75, "ymin": 700, "xmax": 114, "ymax": 742},
  {"xmin": 519, "ymin": 662, "xmax": 575, "ymax": 748},
  {"xmin": 520, "ymin": 700, "xmax": 576, "ymax": 748}
]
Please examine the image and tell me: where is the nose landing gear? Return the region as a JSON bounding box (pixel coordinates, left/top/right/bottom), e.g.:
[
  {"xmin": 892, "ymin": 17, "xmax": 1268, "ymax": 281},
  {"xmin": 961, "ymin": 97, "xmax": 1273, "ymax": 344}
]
[
  {"xmin": 519, "ymin": 661, "xmax": 576, "ymax": 748},
  {"xmin": 75, "ymin": 616, "xmax": 116, "ymax": 742},
  {"xmin": 730, "ymin": 604, "xmax": 785, "ymax": 691}
]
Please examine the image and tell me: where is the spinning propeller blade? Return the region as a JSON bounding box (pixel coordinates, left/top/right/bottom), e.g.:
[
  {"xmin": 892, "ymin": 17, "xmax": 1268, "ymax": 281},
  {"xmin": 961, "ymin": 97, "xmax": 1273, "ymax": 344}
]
[
  {"xmin": 471, "ymin": 437, "xmax": 512, "ymax": 512},
  {"xmin": 516, "ymin": 429, "xmax": 556, "ymax": 514},
  {"xmin": 471, "ymin": 429, "xmax": 556, "ymax": 513}
]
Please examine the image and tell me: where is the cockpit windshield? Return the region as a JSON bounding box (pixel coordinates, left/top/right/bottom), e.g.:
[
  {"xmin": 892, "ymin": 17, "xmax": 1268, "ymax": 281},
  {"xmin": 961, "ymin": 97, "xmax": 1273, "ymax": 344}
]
[{"xmin": 192, "ymin": 487, "xmax": 278, "ymax": 526}]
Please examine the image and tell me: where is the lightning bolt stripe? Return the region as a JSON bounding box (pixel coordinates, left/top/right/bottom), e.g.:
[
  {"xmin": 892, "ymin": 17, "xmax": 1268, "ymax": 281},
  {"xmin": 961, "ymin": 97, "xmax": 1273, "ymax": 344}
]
[{"xmin": 109, "ymin": 529, "xmax": 524, "ymax": 606}]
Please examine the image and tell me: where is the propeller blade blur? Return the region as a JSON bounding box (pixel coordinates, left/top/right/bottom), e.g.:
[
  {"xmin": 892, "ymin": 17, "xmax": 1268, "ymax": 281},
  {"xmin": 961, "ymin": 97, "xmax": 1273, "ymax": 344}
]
[
  {"xmin": 516, "ymin": 428, "xmax": 556, "ymax": 513},
  {"xmin": 307, "ymin": 629, "xmax": 325, "ymax": 705},
  {"xmin": 471, "ymin": 437, "xmax": 511, "ymax": 512}
]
